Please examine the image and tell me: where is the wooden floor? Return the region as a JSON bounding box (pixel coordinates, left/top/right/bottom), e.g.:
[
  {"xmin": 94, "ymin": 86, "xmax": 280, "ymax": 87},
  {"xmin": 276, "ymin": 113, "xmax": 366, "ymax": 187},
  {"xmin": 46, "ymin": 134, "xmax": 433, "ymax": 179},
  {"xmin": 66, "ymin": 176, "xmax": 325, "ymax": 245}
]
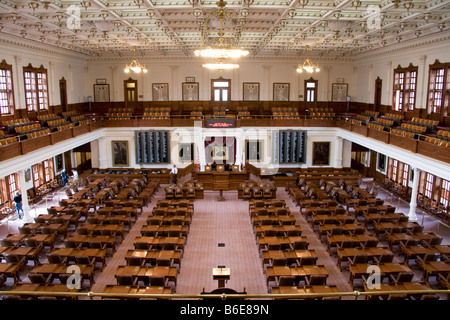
[{"xmin": 0, "ymin": 178, "xmax": 449, "ymax": 299}]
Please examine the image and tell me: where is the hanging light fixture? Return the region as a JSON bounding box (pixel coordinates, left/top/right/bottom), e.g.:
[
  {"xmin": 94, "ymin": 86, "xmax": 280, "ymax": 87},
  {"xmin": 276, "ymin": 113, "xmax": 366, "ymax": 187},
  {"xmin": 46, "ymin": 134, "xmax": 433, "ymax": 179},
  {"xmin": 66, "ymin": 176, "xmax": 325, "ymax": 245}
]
[
  {"xmin": 296, "ymin": 47, "xmax": 320, "ymax": 73},
  {"xmin": 124, "ymin": 48, "xmax": 148, "ymax": 73},
  {"xmin": 195, "ymin": 0, "xmax": 249, "ymax": 63},
  {"xmin": 202, "ymin": 59, "xmax": 240, "ymax": 72}
]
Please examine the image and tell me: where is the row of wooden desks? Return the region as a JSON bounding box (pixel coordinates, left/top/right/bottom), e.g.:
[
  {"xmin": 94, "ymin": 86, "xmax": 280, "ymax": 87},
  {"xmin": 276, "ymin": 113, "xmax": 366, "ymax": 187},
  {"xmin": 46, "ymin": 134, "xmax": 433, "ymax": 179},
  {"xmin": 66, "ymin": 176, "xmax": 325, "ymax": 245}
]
[
  {"xmin": 11, "ymin": 283, "xmax": 79, "ymax": 299},
  {"xmin": 336, "ymin": 247, "xmax": 395, "ymax": 270},
  {"xmin": 363, "ymin": 213, "xmax": 408, "ymax": 225},
  {"xmin": 3, "ymin": 234, "xmax": 56, "ymax": 249},
  {"xmin": 50, "ymin": 206, "xmax": 89, "ymax": 216},
  {"xmin": 97, "ymin": 207, "xmax": 139, "ymax": 219},
  {"xmin": 152, "ymin": 207, "xmax": 193, "ymax": 217},
  {"xmin": 0, "ymin": 262, "xmax": 22, "ymax": 285},
  {"xmin": 29, "ymin": 263, "xmax": 95, "ymax": 287},
  {"xmin": 36, "ymin": 213, "xmax": 82, "ymax": 226},
  {"xmin": 254, "ymin": 225, "xmax": 302, "ymax": 238},
  {"xmin": 77, "ymin": 223, "xmax": 125, "ymax": 240},
  {"xmin": 349, "ymin": 262, "xmax": 412, "ymax": 287},
  {"xmin": 374, "ymin": 221, "xmax": 421, "ymax": 236},
  {"xmin": 125, "ymin": 250, "xmax": 182, "ymax": 266},
  {"xmin": 0, "ymin": 246, "xmax": 42, "ymax": 265},
  {"xmin": 157, "ymin": 199, "xmax": 194, "ymax": 209},
  {"xmin": 252, "ymin": 215, "xmax": 296, "ymax": 226},
  {"xmin": 385, "ymin": 232, "xmax": 439, "ymax": 249},
  {"xmin": 49, "ymin": 248, "xmax": 107, "ymax": 270},
  {"xmin": 257, "ymin": 236, "xmax": 309, "ymax": 250},
  {"xmin": 271, "ymin": 285, "xmax": 339, "ymax": 298},
  {"xmin": 88, "ymin": 214, "xmax": 132, "ymax": 227},
  {"xmin": 318, "ymin": 223, "xmax": 365, "ymax": 236},
  {"xmin": 114, "ymin": 266, "xmax": 178, "ymax": 286},
  {"xmin": 304, "ymin": 206, "xmax": 343, "ymax": 218},
  {"xmin": 363, "ymin": 282, "xmax": 433, "ymax": 300},
  {"xmin": 265, "ymin": 265, "xmax": 329, "ymax": 286},
  {"xmin": 250, "ymin": 207, "xmax": 291, "ymax": 218},
  {"xmin": 146, "ymin": 216, "xmax": 191, "ymax": 226},
  {"xmin": 64, "ymin": 235, "xmax": 117, "ymax": 253},
  {"xmin": 326, "ymin": 234, "xmax": 378, "ymax": 252},
  {"xmin": 311, "ymin": 214, "xmax": 355, "ymax": 226},
  {"xmin": 22, "ymin": 223, "xmax": 68, "ymax": 236},
  {"xmin": 102, "ymin": 285, "xmax": 173, "ymax": 297},
  {"xmin": 141, "ymin": 225, "xmax": 189, "ymax": 237},
  {"xmin": 133, "ymin": 237, "xmax": 185, "ymax": 250},
  {"xmin": 421, "ymin": 261, "xmax": 450, "ymax": 283},
  {"xmin": 262, "ymin": 250, "xmax": 319, "ymax": 266},
  {"xmin": 402, "ymin": 245, "xmax": 450, "ymax": 265}
]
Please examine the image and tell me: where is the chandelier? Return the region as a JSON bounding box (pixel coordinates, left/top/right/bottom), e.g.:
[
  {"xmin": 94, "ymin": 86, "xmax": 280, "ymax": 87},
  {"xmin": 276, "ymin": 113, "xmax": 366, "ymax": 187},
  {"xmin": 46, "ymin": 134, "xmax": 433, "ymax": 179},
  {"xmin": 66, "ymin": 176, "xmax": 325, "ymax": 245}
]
[
  {"xmin": 296, "ymin": 47, "xmax": 320, "ymax": 73},
  {"xmin": 195, "ymin": 0, "xmax": 249, "ymax": 68},
  {"xmin": 124, "ymin": 48, "xmax": 147, "ymax": 73}
]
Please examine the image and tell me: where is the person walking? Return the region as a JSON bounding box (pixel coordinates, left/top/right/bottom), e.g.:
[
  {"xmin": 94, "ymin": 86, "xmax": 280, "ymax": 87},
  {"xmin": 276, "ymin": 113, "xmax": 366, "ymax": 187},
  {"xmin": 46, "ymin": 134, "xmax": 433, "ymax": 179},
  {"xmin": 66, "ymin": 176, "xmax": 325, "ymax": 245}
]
[
  {"xmin": 61, "ymin": 169, "xmax": 68, "ymax": 186},
  {"xmin": 13, "ymin": 191, "xmax": 24, "ymax": 220},
  {"xmin": 170, "ymin": 165, "xmax": 178, "ymax": 185}
]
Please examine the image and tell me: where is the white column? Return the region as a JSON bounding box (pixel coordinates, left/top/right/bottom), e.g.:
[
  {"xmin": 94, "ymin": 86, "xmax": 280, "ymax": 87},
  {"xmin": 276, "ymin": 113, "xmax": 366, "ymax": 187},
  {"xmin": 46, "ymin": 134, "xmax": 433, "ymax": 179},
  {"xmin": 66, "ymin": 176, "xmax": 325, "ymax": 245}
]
[
  {"xmin": 263, "ymin": 65, "xmax": 272, "ymax": 100},
  {"xmin": 408, "ymin": 167, "xmax": 421, "ymax": 222},
  {"xmin": 18, "ymin": 170, "xmax": 32, "ymax": 222},
  {"xmin": 334, "ymin": 136, "xmax": 343, "ymax": 168},
  {"xmin": 170, "ymin": 65, "xmax": 179, "ymax": 101},
  {"xmin": 110, "ymin": 66, "xmax": 117, "ymax": 102},
  {"xmin": 48, "ymin": 61, "xmax": 55, "ymax": 106},
  {"xmin": 418, "ymin": 55, "xmax": 427, "ymax": 110},
  {"xmin": 98, "ymin": 137, "xmax": 108, "ymax": 169},
  {"xmin": 14, "ymin": 56, "xmax": 24, "ymax": 109}
]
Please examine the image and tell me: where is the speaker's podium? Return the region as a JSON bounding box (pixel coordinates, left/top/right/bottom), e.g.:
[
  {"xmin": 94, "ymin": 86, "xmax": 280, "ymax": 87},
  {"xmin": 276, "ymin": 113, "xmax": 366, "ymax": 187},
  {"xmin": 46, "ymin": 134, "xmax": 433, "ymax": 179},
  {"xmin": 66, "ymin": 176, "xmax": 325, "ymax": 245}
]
[
  {"xmin": 213, "ymin": 267, "xmax": 230, "ymax": 288},
  {"xmin": 195, "ymin": 165, "xmax": 247, "ymax": 195}
]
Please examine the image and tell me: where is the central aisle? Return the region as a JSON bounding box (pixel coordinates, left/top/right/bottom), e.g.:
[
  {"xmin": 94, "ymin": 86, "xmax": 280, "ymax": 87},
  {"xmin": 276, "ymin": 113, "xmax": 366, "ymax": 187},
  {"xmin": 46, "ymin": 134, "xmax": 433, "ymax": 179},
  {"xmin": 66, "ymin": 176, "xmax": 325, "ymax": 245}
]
[{"xmin": 175, "ymin": 190, "xmax": 268, "ymax": 294}]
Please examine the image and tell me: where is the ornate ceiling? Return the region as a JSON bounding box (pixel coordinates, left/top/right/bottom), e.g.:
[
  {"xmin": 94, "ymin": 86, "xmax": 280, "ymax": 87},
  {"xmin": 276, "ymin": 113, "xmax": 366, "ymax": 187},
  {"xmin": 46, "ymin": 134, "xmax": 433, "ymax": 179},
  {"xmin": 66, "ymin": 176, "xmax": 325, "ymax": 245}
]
[{"xmin": 0, "ymin": 0, "xmax": 449, "ymax": 60}]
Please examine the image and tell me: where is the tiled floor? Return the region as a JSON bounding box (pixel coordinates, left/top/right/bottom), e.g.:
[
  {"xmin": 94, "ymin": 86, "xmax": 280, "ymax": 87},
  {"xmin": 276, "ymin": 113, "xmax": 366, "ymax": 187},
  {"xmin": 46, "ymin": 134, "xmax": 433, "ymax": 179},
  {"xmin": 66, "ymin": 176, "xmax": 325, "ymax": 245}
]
[{"xmin": 0, "ymin": 177, "xmax": 449, "ymax": 300}]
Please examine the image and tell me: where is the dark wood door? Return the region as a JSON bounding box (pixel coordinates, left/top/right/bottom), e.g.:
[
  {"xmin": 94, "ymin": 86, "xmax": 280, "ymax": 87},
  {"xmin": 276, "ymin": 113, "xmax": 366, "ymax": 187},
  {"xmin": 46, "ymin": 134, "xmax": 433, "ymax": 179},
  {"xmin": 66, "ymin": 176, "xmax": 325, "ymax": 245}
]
[{"xmin": 59, "ymin": 77, "xmax": 67, "ymax": 113}]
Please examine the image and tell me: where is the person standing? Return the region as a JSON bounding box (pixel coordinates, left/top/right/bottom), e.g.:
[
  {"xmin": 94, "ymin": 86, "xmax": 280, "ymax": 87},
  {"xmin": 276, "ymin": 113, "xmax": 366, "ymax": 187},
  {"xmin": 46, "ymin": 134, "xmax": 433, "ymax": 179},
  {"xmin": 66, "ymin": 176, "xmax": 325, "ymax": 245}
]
[
  {"xmin": 61, "ymin": 169, "xmax": 68, "ymax": 186},
  {"xmin": 71, "ymin": 169, "xmax": 79, "ymax": 187},
  {"xmin": 170, "ymin": 165, "xmax": 178, "ymax": 185},
  {"xmin": 13, "ymin": 191, "xmax": 24, "ymax": 219}
]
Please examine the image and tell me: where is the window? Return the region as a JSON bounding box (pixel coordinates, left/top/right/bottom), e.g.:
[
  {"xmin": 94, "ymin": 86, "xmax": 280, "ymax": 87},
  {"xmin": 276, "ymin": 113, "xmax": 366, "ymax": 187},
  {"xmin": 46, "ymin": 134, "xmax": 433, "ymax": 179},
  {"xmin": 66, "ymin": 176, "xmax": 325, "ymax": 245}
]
[
  {"xmin": 305, "ymin": 78, "xmax": 317, "ymax": 103},
  {"xmin": 440, "ymin": 180, "xmax": 450, "ymax": 207},
  {"xmin": 402, "ymin": 164, "xmax": 409, "ymax": 186},
  {"xmin": 392, "ymin": 160, "xmax": 398, "ymax": 182},
  {"xmin": 0, "ymin": 60, "xmax": 14, "ymax": 115},
  {"xmin": 211, "ymin": 78, "xmax": 230, "ymax": 102},
  {"xmin": 0, "ymin": 178, "xmax": 7, "ymax": 203},
  {"xmin": 424, "ymin": 173, "xmax": 434, "ymax": 198},
  {"xmin": 8, "ymin": 174, "xmax": 19, "ymax": 201},
  {"xmin": 393, "ymin": 64, "xmax": 418, "ymax": 111},
  {"xmin": 43, "ymin": 159, "xmax": 54, "ymax": 182},
  {"xmin": 32, "ymin": 164, "xmax": 41, "ymax": 188},
  {"xmin": 427, "ymin": 60, "xmax": 450, "ymax": 116},
  {"xmin": 23, "ymin": 64, "xmax": 48, "ymax": 112}
]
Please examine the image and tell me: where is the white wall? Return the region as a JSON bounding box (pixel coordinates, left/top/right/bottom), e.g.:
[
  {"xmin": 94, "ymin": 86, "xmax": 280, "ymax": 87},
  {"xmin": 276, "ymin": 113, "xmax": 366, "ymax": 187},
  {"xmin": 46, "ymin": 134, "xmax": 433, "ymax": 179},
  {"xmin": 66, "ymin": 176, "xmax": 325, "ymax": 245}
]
[
  {"xmin": 354, "ymin": 31, "xmax": 450, "ymax": 108},
  {"xmin": 0, "ymin": 34, "xmax": 88, "ymax": 110}
]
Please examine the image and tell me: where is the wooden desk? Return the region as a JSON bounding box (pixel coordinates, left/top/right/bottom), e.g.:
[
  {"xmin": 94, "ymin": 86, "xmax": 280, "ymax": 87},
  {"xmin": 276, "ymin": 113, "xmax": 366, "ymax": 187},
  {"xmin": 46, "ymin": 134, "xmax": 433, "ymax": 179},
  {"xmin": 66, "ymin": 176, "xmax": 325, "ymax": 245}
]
[
  {"xmin": 257, "ymin": 236, "xmax": 309, "ymax": 250},
  {"xmin": 349, "ymin": 263, "xmax": 412, "ymax": 287},
  {"xmin": 64, "ymin": 235, "xmax": 117, "ymax": 253},
  {"xmin": 36, "ymin": 213, "xmax": 82, "ymax": 226},
  {"xmin": 133, "ymin": 237, "xmax": 185, "ymax": 250},
  {"xmin": 77, "ymin": 223, "xmax": 125, "ymax": 240},
  {"xmin": 402, "ymin": 245, "xmax": 450, "ymax": 265},
  {"xmin": 327, "ymin": 234, "xmax": 378, "ymax": 252},
  {"xmin": 11, "ymin": 283, "xmax": 79, "ymax": 299},
  {"xmin": 311, "ymin": 214, "xmax": 355, "ymax": 226},
  {"xmin": 252, "ymin": 215, "xmax": 296, "ymax": 226},
  {"xmin": 108, "ymin": 200, "xmax": 143, "ymax": 212},
  {"xmin": 374, "ymin": 222, "xmax": 420, "ymax": 236},
  {"xmin": 421, "ymin": 261, "xmax": 450, "ymax": 283},
  {"xmin": 125, "ymin": 250, "xmax": 182, "ymax": 266},
  {"xmin": 89, "ymin": 214, "xmax": 132, "ymax": 227},
  {"xmin": 304, "ymin": 206, "xmax": 339, "ymax": 218},
  {"xmin": 29, "ymin": 263, "xmax": 95, "ymax": 287},
  {"xmin": 262, "ymin": 250, "xmax": 318, "ymax": 266},
  {"xmin": 386, "ymin": 232, "xmax": 438, "ymax": 249},
  {"xmin": 336, "ymin": 247, "xmax": 395, "ymax": 270},
  {"xmin": 114, "ymin": 265, "xmax": 178, "ymax": 285},
  {"xmin": 254, "ymin": 225, "xmax": 302, "ymax": 238},
  {"xmin": 140, "ymin": 225, "xmax": 189, "ymax": 237},
  {"xmin": 363, "ymin": 213, "xmax": 407, "ymax": 225},
  {"xmin": 147, "ymin": 216, "xmax": 191, "ymax": 226},
  {"xmin": 196, "ymin": 171, "xmax": 247, "ymax": 190},
  {"xmin": 318, "ymin": 223, "xmax": 364, "ymax": 236},
  {"xmin": 271, "ymin": 285, "xmax": 339, "ymax": 299},
  {"xmin": 98, "ymin": 207, "xmax": 139, "ymax": 219},
  {"xmin": 102, "ymin": 285, "xmax": 173, "ymax": 298},
  {"xmin": 250, "ymin": 207, "xmax": 292, "ymax": 217},
  {"xmin": 50, "ymin": 248, "xmax": 107, "ymax": 270},
  {"xmin": 4, "ymin": 234, "xmax": 56, "ymax": 249},
  {"xmin": 265, "ymin": 265, "xmax": 329, "ymax": 286},
  {"xmin": 0, "ymin": 262, "xmax": 21, "ymax": 285},
  {"xmin": 363, "ymin": 282, "xmax": 432, "ymax": 300},
  {"xmin": 0, "ymin": 246, "xmax": 41, "ymax": 265}
]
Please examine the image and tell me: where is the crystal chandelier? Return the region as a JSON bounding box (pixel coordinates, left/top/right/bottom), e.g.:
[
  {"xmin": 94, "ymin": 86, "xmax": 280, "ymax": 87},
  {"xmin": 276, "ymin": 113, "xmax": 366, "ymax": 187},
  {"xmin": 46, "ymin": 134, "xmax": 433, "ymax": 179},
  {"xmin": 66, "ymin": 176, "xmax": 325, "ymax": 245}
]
[
  {"xmin": 195, "ymin": 0, "xmax": 249, "ymax": 68},
  {"xmin": 296, "ymin": 47, "xmax": 320, "ymax": 73},
  {"xmin": 124, "ymin": 48, "xmax": 147, "ymax": 73}
]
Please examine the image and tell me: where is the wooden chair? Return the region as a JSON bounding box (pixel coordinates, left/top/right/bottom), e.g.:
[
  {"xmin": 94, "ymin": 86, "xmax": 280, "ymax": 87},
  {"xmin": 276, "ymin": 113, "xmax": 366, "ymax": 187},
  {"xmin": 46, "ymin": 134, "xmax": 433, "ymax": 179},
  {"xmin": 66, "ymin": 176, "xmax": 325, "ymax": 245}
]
[
  {"xmin": 305, "ymin": 274, "xmax": 327, "ymax": 286},
  {"xmin": 389, "ymin": 272, "xmax": 415, "ymax": 284},
  {"xmin": 28, "ymin": 273, "xmax": 53, "ymax": 284},
  {"xmin": 116, "ymin": 275, "xmax": 137, "ymax": 286}
]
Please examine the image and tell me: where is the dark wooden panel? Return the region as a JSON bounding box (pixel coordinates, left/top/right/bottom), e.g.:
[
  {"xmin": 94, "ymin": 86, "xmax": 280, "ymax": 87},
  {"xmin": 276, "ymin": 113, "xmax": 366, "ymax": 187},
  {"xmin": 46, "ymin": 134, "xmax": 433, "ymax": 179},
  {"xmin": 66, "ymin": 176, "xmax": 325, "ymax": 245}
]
[
  {"xmin": 21, "ymin": 135, "xmax": 51, "ymax": 154},
  {"xmin": 417, "ymin": 140, "xmax": 450, "ymax": 164},
  {"xmin": 50, "ymin": 129, "xmax": 73, "ymax": 144},
  {"xmin": 136, "ymin": 119, "xmax": 172, "ymax": 127},
  {"xmin": 351, "ymin": 124, "xmax": 368, "ymax": 136},
  {"xmin": 0, "ymin": 142, "xmax": 22, "ymax": 161},
  {"xmin": 304, "ymin": 119, "xmax": 337, "ymax": 127},
  {"xmin": 367, "ymin": 128, "xmax": 390, "ymax": 144},
  {"xmin": 89, "ymin": 120, "xmax": 102, "ymax": 131},
  {"xmin": 237, "ymin": 118, "xmax": 271, "ymax": 127},
  {"xmin": 73, "ymin": 124, "xmax": 90, "ymax": 137},
  {"xmin": 102, "ymin": 119, "xmax": 138, "ymax": 127},
  {"xmin": 389, "ymin": 134, "xmax": 418, "ymax": 153}
]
